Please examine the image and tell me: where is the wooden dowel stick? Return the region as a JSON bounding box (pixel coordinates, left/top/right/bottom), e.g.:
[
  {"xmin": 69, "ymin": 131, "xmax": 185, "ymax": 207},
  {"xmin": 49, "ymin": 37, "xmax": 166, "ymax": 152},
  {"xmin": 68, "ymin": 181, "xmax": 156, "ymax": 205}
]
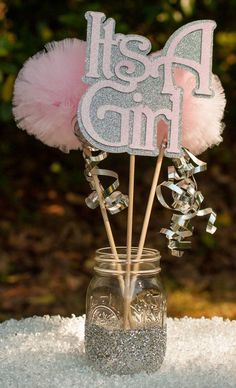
[
  {"xmin": 92, "ymin": 173, "xmax": 125, "ymax": 294},
  {"xmin": 123, "ymin": 155, "xmax": 135, "ymax": 329},
  {"xmin": 131, "ymin": 142, "xmax": 165, "ymax": 293}
]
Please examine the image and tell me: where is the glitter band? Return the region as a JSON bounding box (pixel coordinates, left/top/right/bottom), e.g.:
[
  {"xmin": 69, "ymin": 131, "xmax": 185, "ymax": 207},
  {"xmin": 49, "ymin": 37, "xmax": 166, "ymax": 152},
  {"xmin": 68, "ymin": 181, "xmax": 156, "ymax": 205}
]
[{"xmin": 156, "ymin": 148, "xmax": 217, "ymax": 257}]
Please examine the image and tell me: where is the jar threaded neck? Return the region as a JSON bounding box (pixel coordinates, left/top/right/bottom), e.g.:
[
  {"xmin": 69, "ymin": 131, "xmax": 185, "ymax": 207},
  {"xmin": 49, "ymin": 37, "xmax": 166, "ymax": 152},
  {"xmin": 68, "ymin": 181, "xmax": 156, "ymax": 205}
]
[{"xmin": 95, "ymin": 246, "xmax": 161, "ymax": 276}]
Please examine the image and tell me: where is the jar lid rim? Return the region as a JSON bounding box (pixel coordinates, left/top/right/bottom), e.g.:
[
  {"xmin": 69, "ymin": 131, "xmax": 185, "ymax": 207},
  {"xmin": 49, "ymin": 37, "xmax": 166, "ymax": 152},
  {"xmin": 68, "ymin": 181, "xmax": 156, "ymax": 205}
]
[{"xmin": 96, "ymin": 246, "xmax": 161, "ymax": 261}]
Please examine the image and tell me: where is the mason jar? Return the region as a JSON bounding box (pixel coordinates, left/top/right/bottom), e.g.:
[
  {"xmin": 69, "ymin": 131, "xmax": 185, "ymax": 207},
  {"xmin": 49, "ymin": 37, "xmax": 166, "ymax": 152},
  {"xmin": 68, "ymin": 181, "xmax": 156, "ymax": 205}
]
[{"xmin": 85, "ymin": 247, "xmax": 167, "ymax": 375}]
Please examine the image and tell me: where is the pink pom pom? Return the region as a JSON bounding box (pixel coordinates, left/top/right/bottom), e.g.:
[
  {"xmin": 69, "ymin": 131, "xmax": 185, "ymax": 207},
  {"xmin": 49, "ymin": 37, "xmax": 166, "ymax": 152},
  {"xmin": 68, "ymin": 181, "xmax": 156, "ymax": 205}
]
[
  {"xmin": 157, "ymin": 68, "xmax": 226, "ymax": 155},
  {"xmin": 13, "ymin": 39, "xmax": 88, "ymax": 152}
]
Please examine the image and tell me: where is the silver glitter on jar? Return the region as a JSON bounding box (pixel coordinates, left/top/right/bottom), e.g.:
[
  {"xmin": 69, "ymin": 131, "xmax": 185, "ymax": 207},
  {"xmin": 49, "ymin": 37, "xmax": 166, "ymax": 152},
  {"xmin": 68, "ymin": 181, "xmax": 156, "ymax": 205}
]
[
  {"xmin": 85, "ymin": 323, "xmax": 167, "ymax": 375},
  {"xmin": 85, "ymin": 247, "xmax": 167, "ymax": 375}
]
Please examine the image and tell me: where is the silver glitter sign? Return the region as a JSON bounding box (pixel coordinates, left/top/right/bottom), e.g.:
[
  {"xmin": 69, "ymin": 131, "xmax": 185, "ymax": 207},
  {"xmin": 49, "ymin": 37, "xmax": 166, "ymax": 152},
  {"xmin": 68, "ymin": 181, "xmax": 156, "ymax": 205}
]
[{"xmin": 78, "ymin": 11, "xmax": 216, "ymax": 157}]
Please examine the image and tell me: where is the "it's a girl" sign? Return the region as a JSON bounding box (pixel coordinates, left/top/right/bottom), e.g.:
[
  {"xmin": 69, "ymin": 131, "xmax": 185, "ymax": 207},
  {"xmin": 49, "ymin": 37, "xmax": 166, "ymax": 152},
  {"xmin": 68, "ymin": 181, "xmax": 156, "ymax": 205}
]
[{"xmin": 78, "ymin": 12, "xmax": 216, "ymax": 157}]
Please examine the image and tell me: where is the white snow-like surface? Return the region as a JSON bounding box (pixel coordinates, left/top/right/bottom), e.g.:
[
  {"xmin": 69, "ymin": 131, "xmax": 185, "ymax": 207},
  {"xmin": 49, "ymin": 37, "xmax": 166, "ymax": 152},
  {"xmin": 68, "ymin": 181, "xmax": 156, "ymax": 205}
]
[{"xmin": 0, "ymin": 315, "xmax": 236, "ymax": 387}]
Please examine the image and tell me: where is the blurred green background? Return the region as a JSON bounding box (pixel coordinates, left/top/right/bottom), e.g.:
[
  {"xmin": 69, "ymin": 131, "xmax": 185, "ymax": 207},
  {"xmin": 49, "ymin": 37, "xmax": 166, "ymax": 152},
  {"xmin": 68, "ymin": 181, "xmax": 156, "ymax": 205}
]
[{"xmin": 0, "ymin": 0, "xmax": 235, "ymax": 322}]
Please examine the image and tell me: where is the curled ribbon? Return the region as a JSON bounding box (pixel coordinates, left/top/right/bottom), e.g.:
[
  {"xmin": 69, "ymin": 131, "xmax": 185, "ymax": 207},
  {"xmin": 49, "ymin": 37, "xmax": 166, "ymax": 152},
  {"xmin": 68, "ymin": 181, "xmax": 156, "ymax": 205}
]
[
  {"xmin": 74, "ymin": 122, "xmax": 128, "ymax": 215},
  {"xmin": 83, "ymin": 147, "xmax": 128, "ymax": 215},
  {"xmin": 156, "ymin": 148, "xmax": 217, "ymax": 257}
]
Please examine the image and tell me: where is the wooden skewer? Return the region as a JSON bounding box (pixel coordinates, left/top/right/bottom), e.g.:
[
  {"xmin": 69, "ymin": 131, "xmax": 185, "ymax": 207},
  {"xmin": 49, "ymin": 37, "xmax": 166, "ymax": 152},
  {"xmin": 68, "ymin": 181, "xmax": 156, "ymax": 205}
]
[
  {"xmin": 92, "ymin": 173, "xmax": 125, "ymax": 295},
  {"xmin": 123, "ymin": 155, "xmax": 135, "ymax": 329},
  {"xmin": 130, "ymin": 141, "xmax": 166, "ymax": 295}
]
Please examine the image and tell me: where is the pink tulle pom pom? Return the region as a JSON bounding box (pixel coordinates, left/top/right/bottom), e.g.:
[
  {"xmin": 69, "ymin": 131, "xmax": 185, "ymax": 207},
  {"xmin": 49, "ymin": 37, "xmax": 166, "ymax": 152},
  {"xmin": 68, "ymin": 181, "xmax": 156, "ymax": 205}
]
[
  {"xmin": 157, "ymin": 67, "xmax": 226, "ymax": 155},
  {"xmin": 13, "ymin": 39, "xmax": 88, "ymax": 152}
]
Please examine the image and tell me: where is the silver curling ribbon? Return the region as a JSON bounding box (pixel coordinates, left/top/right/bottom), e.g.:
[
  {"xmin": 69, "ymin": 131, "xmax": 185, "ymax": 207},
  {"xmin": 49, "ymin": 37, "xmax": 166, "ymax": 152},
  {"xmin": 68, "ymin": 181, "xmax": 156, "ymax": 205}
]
[
  {"xmin": 83, "ymin": 146, "xmax": 128, "ymax": 215},
  {"xmin": 156, "ymin": 148, "xmax": 217, "ymax": 257},
  {"xmin": 74, "ymin": 122, "xmax": 128, "ymax": 215}
]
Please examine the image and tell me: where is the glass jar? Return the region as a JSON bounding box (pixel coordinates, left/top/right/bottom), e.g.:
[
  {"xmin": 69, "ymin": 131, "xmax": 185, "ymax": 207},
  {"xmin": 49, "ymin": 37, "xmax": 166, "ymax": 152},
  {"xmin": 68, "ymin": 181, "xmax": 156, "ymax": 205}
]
[{"xmin": 85, "ymin": 247, "xmax": 167, "ymax": 375}]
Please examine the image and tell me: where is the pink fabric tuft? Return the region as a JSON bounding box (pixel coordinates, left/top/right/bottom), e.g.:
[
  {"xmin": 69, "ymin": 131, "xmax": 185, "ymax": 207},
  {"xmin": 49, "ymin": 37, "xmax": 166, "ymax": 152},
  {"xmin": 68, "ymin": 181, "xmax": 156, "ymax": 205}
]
[
  {"xmin": 13, "ymin": 39, "xmax": 88, "ymax": 152},
  {"xmin": 157, "ymin": 68, "xmax": 226, "ymax": 155}
]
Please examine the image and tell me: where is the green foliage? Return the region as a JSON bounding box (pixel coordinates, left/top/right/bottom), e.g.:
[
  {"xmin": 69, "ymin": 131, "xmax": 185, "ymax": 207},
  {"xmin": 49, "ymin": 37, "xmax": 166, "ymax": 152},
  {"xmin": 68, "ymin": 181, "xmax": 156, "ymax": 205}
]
[
  {"xmin": 0, "ymin": 1, "xmax": 235, "ymax": 321},
  {"xmin": 0, "ymin": 0, "xmax": 235, "ymax": 126},
  {"xmin": 0, "ymin": 0, "xmax": 235, "ymax": 215}
]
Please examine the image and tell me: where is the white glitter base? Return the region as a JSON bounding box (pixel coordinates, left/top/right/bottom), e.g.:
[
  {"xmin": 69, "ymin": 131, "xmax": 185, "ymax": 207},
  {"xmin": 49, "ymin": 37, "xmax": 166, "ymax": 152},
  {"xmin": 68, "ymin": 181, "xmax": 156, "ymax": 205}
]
[{"xmin": 0, "ymin": 315, "xmax": 236, "ymax": 387}]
